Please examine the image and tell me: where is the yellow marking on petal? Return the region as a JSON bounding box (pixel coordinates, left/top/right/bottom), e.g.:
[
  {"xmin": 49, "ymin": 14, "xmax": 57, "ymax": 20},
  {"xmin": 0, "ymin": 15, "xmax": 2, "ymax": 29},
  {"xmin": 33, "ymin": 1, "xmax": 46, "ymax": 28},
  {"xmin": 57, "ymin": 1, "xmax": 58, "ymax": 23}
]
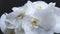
[
  {"xmin": 31, "ymin": 18, "xmax": 39, "ymax": 27},
  {"xmin": 17, "ymin": 12, "xmax": 25, "ymax": 19},
  {"xmin": 37, "ymin": 6, "xmax": 42, "ymax": 10}
]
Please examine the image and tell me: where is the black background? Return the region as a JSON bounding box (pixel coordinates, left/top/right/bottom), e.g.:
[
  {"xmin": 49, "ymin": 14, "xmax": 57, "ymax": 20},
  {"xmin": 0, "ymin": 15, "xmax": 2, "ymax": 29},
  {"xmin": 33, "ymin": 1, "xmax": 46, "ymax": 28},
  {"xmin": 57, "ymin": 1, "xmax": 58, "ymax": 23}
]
[{"xmin": 0, "ymin": 0, "xmax": 60, "ymax": 34}]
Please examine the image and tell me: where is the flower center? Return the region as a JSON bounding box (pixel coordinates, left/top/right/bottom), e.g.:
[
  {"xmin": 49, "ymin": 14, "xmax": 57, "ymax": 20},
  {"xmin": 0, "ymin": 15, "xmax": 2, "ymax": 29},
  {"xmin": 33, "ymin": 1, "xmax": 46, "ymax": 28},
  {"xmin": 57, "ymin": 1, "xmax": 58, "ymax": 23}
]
[
  {"xmin": 31, "ymin": 18, "xmax": 39, "ymax": 27},
  {"xmin": 17, "ymin": 12, "xmax": 25, "ymax": 19}
]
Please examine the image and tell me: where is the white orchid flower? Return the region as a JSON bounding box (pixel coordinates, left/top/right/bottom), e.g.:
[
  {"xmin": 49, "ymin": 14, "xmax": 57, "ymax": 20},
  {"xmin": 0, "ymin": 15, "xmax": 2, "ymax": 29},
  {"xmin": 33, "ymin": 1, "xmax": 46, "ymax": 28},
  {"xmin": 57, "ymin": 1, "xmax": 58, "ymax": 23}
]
[
  {"xmin": 0, "ymin": 6, "xmax": 27, "ymax": 34},
  {"xmin": 0, "ymin": 1, "xmax": 32, "ymax": 34},
  {"xmin": 24, "ymin": 2, "xmax": 55, "ymax": 34},
  {"xmin": 21, "ymin": 4, "xmax": 56, "ymax": 34},
  {"xmin": 0, "ymin": 13, "xmax": 16, "ymax": 34}
]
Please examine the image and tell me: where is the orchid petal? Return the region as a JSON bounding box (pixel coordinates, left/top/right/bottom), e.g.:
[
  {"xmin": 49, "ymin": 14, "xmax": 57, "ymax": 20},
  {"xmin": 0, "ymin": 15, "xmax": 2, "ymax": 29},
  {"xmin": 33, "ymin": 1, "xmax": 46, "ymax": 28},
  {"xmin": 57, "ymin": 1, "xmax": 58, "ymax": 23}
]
[{"xmin": 0, "ymin": 14, "xmax": 7, "ymax": 33}]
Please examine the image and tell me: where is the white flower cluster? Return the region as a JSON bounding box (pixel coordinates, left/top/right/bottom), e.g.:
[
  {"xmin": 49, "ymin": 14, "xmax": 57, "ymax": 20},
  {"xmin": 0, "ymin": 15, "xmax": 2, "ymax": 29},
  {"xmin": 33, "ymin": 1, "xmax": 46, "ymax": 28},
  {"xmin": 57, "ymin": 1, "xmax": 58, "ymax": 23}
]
[{"xmin": 0, "ymin": 0, "xmax": 60, "ymax": 34}]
